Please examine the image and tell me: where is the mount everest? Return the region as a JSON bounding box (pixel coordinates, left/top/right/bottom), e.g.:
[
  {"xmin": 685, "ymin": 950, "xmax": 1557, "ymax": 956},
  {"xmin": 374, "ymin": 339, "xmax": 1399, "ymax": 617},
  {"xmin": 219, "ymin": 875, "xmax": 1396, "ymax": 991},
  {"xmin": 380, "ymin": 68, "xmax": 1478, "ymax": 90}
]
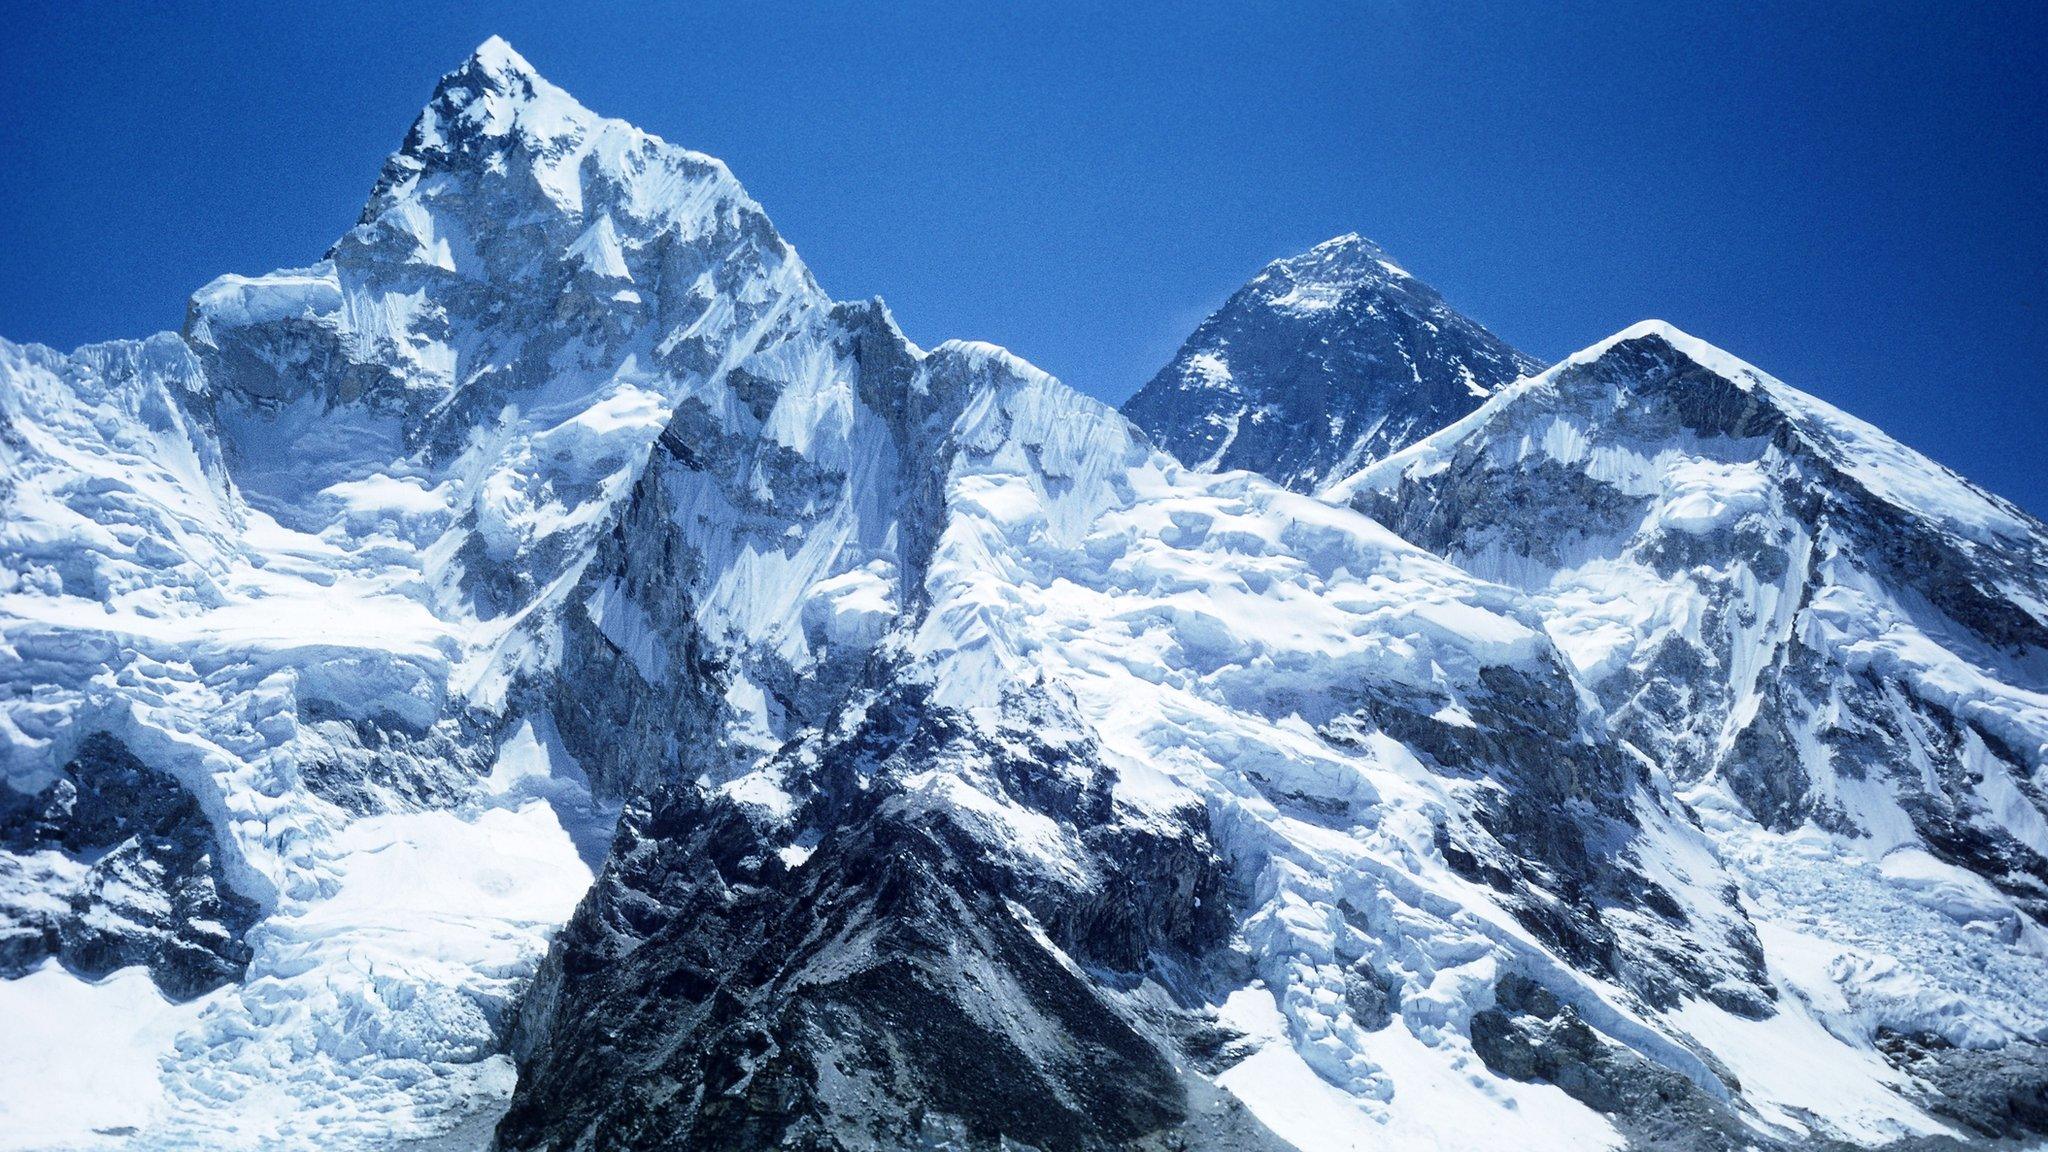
[
  {"xmin": 2, "ymin": 37, "xmax": 2046, "ymax": 1152},
  {"xmin": 1121, "ymin": 232, "xmax": 1541, "ymax": 493}
]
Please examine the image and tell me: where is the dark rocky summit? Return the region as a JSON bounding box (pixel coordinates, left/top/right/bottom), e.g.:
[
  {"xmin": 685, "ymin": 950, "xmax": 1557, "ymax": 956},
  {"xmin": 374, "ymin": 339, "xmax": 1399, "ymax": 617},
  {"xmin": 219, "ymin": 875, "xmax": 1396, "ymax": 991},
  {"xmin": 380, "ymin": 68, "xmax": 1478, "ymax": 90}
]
[{"xmin": 1121, "ymin": 233, "xmax": 1540, "ymax": 492}]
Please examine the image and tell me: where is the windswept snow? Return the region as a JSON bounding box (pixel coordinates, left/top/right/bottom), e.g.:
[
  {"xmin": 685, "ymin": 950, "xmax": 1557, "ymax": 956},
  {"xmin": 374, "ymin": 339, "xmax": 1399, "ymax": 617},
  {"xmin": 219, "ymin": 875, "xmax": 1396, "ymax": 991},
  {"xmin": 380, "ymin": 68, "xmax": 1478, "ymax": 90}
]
[
  {"xmin": 1343, "ymin": 318, "xmax": 2048, "ymax": 1145},
  {"xmin": 0, "ymin": 34, "xmax": 833, "ymax": 1148}
]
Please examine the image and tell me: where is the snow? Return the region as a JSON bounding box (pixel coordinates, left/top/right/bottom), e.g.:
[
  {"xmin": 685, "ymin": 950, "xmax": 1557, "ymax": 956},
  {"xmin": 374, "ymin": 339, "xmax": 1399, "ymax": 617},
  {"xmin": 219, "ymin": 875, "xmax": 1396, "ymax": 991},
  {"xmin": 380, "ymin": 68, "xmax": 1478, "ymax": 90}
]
[
  {"xmin": 1262, "ymin": 237, "xmax": 1415, "ymax": 315},
  {"xmin": 1879, "ymin": 848, "xmax": 2019, "ymax": 932},
  {"xmin": 1648, "ymin": 457, "xmax": 1773, "ymax": 535},
  {"xmin": 1548, "ymin": 320, "xmax": 2033, "ymax": 544},
  {"xmin": 102, "ymin": 712, "xmax": 606, "ymax": 1149},
  {"xmin": 805, "ymin": 562, "xmax": 899, "ymax": 649},
  {"xmin": 1767, "ymin": 380, "xmax": 2036, "ymax": 544},
  {"xmin": 892, "ymin": 346, "xmax": 1745, "ymax": 1144},
  {"xmin": 1269, "ymin": 281, "xmax": 1347, "ymax": 314},
  {"xmin": 0, "ymin": 35, "xmax": 847, "ymax": 1146},
  {"xmin": 0, "ymin": 964, "xmax": 222, "ymax": 1152},
  {"xmin": 565, "ymin": 213, "xmax": 632, "ymax": 280},
  {"xmin": 1184, "ymin": 350, "xmax": 1235, "ymax": 389},
  {"xmin": 321, "ymin": 473, "xmax": 449, "ymax": 517},
  {"xmin": 187, "ymin": 265, "xmax": 343, "ymax": 334},
  {"xmin": 1328, "ymin": 311, "xmax": 2048, "ymax": 1140},
  {"xmin": 1698, "ymin": 785, "xmax": 2048, "ymax": 1053},
  {"xmin": 1667, "ymin": 994, "xmax": 1954, "ymax": 1143},
  {"xmin": 1215, "ymin": 985, "xmax": 1623, "ymax": 1152}
]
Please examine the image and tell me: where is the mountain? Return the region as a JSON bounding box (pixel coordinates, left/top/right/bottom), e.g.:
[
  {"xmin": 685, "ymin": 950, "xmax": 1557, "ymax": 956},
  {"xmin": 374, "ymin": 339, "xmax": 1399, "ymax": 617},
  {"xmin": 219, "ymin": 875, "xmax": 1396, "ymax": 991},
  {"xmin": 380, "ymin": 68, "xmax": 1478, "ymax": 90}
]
[
  {"xmin": 495, "ymin": 333, "xmax": 1778, "ymax": 1152},
  {"xmin": 1336, "ymin": 320, "xmax": 2048, "ymax": 1141},
  {"xmin": 1120, "ymin": 233, "xmax": 1542, "ymax": 493},
  {"xmin": 3, "ymin": 38, "xmax": 2046, "ymax": 1152},
  {"xmin": 2, "ymin": 36, "xmax": 838, "ymax": 1146}
]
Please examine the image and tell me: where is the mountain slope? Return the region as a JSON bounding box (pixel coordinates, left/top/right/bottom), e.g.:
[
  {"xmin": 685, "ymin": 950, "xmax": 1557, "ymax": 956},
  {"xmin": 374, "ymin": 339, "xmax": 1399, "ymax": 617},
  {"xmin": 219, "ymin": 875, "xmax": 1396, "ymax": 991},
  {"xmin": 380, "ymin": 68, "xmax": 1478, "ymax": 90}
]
[
  {"xmin": 1338, "ymin": 320, "xmax": 2048, "ymax": 1140},
  {"xmin": 1121, "ymin": 234, "xmax": 1541, "ymax": 492},
  {"xmin": 501, "ymin": 338, "xmax": 1785, "ymax": 1152}
]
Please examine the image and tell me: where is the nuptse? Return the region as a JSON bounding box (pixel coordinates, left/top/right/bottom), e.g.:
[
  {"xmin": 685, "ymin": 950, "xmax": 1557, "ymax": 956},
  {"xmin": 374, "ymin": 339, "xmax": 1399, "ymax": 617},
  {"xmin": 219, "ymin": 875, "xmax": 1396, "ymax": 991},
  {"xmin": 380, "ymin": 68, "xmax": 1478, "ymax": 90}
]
[{"xmin": 2, "ymin": 36, "xmax": 2046, "ymax": 1152}]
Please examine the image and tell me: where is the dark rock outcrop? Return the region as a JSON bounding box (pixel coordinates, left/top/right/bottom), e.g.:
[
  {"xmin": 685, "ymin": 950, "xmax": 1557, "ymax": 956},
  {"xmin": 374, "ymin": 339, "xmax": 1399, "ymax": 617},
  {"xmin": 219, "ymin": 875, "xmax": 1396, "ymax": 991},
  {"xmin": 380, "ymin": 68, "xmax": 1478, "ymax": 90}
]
[
  {"xmin": 0, "ymin": 733, "xmax": 258, "ymax": 999},
  {"xmin": 500, "ymin": 680, "xmax": 1282, "ymax": 1151}
]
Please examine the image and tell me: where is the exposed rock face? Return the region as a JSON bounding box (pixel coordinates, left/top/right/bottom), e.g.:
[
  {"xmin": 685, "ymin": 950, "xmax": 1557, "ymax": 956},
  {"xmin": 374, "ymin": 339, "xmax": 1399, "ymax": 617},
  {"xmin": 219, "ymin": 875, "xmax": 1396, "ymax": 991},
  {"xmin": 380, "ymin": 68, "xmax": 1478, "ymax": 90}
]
[
  {"xmin": 0, "ymin": 733, "xmax": 258, "ymax": 999},
  {"xmin": 502, "ymin": 682, "xmax": 1276, "ymax": 1152},
  {"xmin": 2, "ymin": 36, "xmax": 2046, "ymax": 1152},
  {"xmin": 1343, "ymin": 324, "xmax": 2048, "ymax": 911},
  {"xmin": 0, "ymin": 35, "xmax": 855, "ymax": 1146},
  {"xmin": 1121, "ymin": 233, "xmax": 1540, "ymax": 492},
  {"xmin": 1469, "ymin": 974, "xmax": 1764, "ymax": 1152},
  {"xmin": 1879, "ymin": 1031, "xmax": 2048, "ymax": 1143},
  {"xmin": 495, "ymin": 324, "xmax": 1775, "ymax": 1149}
]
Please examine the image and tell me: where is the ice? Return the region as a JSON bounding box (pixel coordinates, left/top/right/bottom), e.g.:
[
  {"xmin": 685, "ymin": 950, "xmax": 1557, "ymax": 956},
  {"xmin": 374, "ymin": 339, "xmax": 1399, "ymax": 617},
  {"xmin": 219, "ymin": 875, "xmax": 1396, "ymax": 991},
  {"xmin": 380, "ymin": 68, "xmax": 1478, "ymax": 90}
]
[
  {"xmin": 132, "ymin": 793, "xmax": 597, "ymax": 1148},
  {"xmin": 0, "ymin": 34, "xmax": 848, "ymax": 1147},
  {"xmin": 1667, "ymin": 994, "xmax": 1955, "ymax": 1143},
  {"xmin": 805, "ymin": 562, "xmax": 899, "ymax": 650},
  {"xmin": 321, "ymin": 473, "xmax": 449, "ymax": 517},
  {"xmin": 1554, "ymin": 321, "xmax": 2033, "ymax": 545},
  {"xmin": 564, "ymin": 213, "xmax": 632, "ymax": 281},
  {"xmin": 1331, "ymin": 312, "xmax": 2048, "ymax": 1138},
  {"xmin": 187, "ymin": 265, "xmax": 343, "ymax": 333},
  {"xmin": 1649, "ymin": 457, "xmax": 1772, "ymax": 535},
  {"xmin": 890, "ymin": 342, "xmax": 1763, "ymax": 1140},
  {"xmin": 1184, "ymin": 351, "xmax": 1235, "ymax": 389},
  {"xmin": 1214, "ymin": 985, "xmax": 1624, "ymax": 1152}
]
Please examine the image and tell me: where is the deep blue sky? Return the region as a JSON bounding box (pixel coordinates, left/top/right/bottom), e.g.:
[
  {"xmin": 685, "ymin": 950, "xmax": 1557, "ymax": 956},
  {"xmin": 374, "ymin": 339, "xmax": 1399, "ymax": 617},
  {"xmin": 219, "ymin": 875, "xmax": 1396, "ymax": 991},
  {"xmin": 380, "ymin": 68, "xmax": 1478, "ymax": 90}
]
[{"xmin": 4, "ymin": 2, "xmax": 2043, "ymax": 511}]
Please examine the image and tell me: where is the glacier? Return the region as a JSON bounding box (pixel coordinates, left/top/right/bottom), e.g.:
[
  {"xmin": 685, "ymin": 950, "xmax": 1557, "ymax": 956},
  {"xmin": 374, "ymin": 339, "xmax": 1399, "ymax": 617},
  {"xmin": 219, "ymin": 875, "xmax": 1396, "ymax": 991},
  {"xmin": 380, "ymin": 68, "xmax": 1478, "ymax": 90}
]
[{"xmin": 2, "ymin": 36, "xmax": 2045, "ymax": 1152}]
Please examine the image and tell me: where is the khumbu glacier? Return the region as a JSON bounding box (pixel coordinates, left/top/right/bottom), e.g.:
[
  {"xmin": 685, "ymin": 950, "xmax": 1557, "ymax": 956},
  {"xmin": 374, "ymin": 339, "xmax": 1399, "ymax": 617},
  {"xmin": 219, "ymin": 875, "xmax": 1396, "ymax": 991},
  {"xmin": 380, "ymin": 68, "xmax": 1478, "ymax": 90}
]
[{"xmin": 3, "ymin": 38, "xmax": 2045, "ymax": 1152}]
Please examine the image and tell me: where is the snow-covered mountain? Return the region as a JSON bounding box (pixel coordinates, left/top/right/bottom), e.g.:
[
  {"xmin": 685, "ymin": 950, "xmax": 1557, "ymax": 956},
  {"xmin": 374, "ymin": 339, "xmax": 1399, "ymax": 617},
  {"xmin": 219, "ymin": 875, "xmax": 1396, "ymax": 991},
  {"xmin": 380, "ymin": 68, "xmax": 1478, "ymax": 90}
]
[
  {"xmin": 2, "ymin": 37, "xmax": 839, "ymax": 1146},
  {"xmin": 3, "ymin": 37, "xmax": 2045, "ymax": 1152},
  {"xmin": 1335, "ymin": 320, "xmax": 2048, "ymax": 1143},
  {"xmin": 1121, "ymin": 233, "xmax": 1541, "ymax": 492}
]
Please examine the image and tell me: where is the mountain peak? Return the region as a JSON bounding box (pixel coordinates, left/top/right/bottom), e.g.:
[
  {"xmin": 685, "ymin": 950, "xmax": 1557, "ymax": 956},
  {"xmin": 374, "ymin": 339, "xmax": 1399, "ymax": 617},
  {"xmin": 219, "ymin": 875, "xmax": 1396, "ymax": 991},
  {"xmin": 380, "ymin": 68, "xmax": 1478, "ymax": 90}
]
[
  {"xmin": 347, "ymin": 35, "xmax": 761, "ymax": 240},
  {"xmin": 1347, "ymin": 317, "xmax": 2043, "ymax": 550},
  {"xmin": 1565, "ymin": 318, "xmax": 1760, "ymax": 384},
  {"xmin": 405, "ymin": 35, "xmax": 590, "ymax": 155},
  {"xmin": 1303, "ymin": 230, "xmax": 1369, "ymax": 255},
  {"xmin": 20, "ymin": 37, "xmax": 2048, "ymax": 1152},
  {"xmin": 468, "ymin": 34, "xmax": 534, "ymax": 76},
  {"xmin": 1263, "ymin": 231, "xmax": 1416, "ymax": 285},
  {"xmin": 1121, "ymin": 234, "xmax": 1540, "ymax": 491},
  {"xmin": 433, "ymin": 35, "xmax": 551, "ymax": 109},
  {"xmin": 1513, "ymin": 319, "xmax": 1790, "ymax": 412}
]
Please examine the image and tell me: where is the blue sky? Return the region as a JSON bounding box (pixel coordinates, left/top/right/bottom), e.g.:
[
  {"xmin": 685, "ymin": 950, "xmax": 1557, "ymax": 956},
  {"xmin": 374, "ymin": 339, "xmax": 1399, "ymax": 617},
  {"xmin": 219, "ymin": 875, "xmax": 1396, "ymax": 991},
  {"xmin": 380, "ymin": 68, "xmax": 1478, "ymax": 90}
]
[{"xmin": 4, "ymin": 2, "xmax": 2043, "ymax": 511}]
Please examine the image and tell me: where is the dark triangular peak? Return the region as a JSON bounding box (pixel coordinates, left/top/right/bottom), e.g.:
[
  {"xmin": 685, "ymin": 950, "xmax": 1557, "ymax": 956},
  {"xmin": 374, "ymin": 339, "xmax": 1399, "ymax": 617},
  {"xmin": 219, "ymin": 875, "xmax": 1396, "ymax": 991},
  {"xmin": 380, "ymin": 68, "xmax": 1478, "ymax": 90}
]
[{"xmin": 1121, "ymin": 233, "xmax": 1541, "ymax": 493}]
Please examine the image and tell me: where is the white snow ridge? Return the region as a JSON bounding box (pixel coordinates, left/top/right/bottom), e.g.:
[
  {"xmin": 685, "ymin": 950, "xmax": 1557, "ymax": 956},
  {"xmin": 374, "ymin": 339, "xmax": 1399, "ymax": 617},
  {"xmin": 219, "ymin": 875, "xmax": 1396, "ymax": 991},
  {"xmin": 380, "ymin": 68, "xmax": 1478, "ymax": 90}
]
[{"xmin": 4, "ymin": 37, "xmax": 2047, "ymax": 1152}]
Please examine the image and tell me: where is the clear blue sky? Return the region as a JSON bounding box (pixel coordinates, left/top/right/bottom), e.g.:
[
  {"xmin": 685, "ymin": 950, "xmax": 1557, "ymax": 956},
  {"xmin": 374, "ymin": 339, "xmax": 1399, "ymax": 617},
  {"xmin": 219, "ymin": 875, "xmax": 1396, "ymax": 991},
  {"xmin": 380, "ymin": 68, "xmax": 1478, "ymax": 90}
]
[{"xmin": 4, "ymin": 2, "xmax": 2043, "ymax": 511}]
